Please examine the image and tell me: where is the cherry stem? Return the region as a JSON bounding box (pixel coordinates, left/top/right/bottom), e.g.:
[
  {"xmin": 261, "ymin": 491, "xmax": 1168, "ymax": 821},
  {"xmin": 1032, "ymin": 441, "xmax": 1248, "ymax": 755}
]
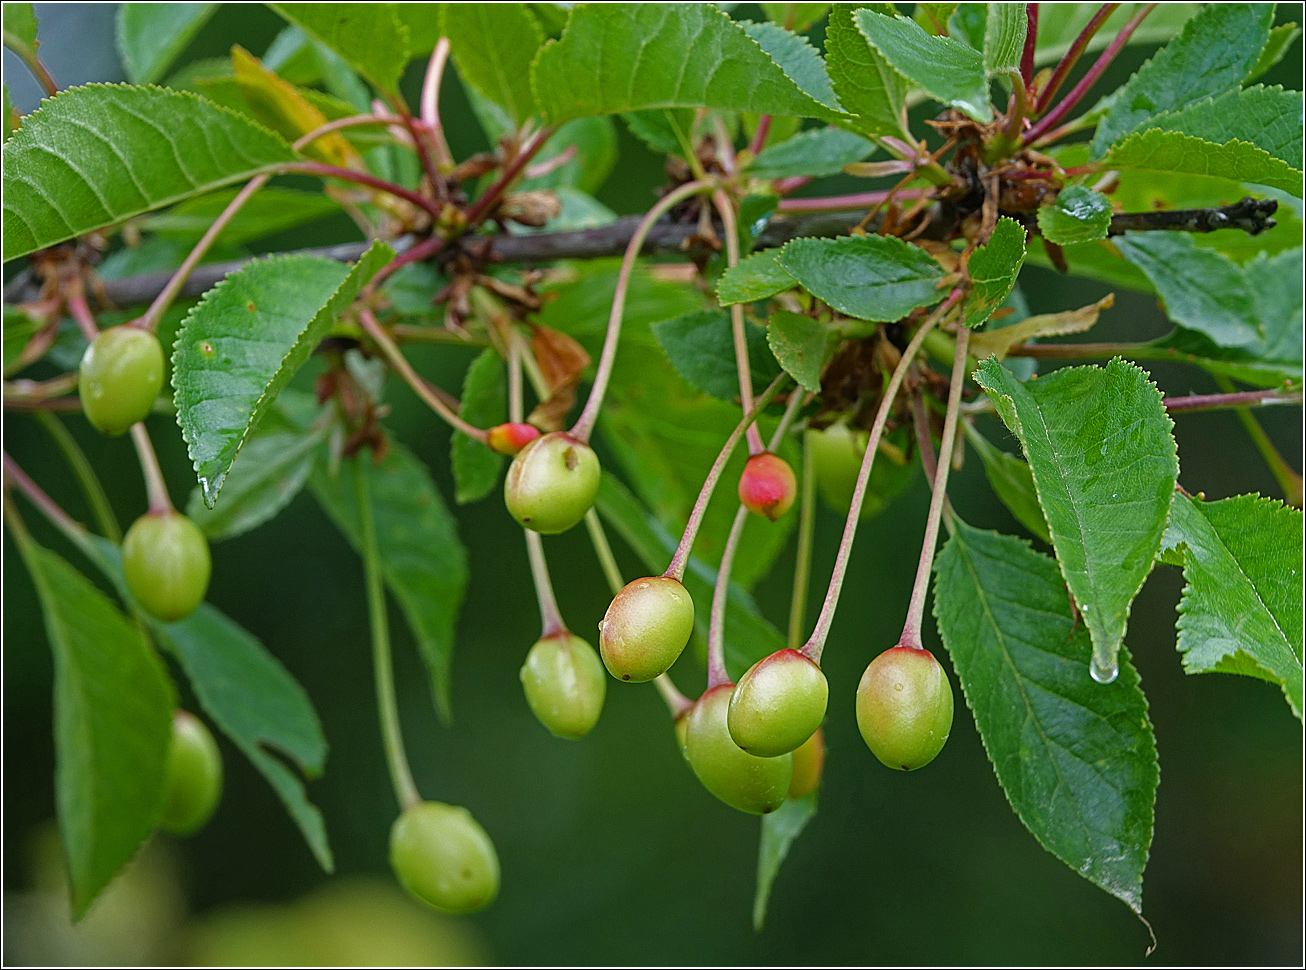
[
  {"xmin": 507, "ymin": 327, "xmax": 524, "ymax": 425},
  {"xmin": 900, "ymin": 327, "xmax": 971, "ymax": 650},
  {"xmin": 571, "ymin": 179, "xmax": 714, "ymax": 442},
  {"xmin": 706, "ymin": 387, "xmax": 807, "ymax": 686},
  {"xmin": 463, "ymin": 126, "xmax": 555, "ymax": 227},
  {"xmin": 288, "ymin": 162, "xmax": 445, "ymax": 220},
  {"xmin": 525, "ymin": 529, "xmax": 567, "ymax": 637},
  {"xmin": 663, "ymin": 372, "xmax": 788, "ymax": 583},
  {"xmin": 748, "ymin": 115, "xmax": 772, "ymax": 156},
  {"xmin": 1213, "ymin": 375, "xmax": 1304, "ymax": 508},
  {"xmin": 357, "ymin": 308, "xmax": 487, "ymax": 442},
  {"xmin": 65, "ymin": 283, "xmax": 99, "ymax": 342},
  {"xmin": 352, "ymin": 459, "xmax": 422, "ymax": 812},
  {"xmin": 5, "ymin": 37, "xmax": 57, "ymax": 96},
  {"xmin": 34, "ymin": 411, "xmax": 122, "ymax": 543},
  {"xmin": 1024, "ymin": 3, "xmax": 1156, "ymax": 146},
  {"xmin": 776, "ymin": 188, "xmax": 929, "ymax": 213},
  {"xmin": 584, "ymin": 509, "xmax": 625, "ymax": 597},
  {"xmin": 802, "ymin": 293, "xmax": 960, "ymax": 662},
  {"xmin": 654, "ymin": 673, "xmax": 694, "ymax": 720},
  {"xmin": 712, "ymin": 189, "xmax": 764, "ymax": 456},
  {"xmin": 1020, "ymin": 4, "xmax": 1040, "ymax": 86},
  {"xmin": 129, "ymin": 423, "xmax": 173, "ymax": 514},
  {"xmin": 1035, "ymin": 3, "xmax": 1120, "ymax": 114},
  {"xmin": 1162, "ymin": 386, "xmax": 1303, "ymax": 413},
  {"xmin": 788, "ymin": 421, "xmax": 818, "ymax": 651},
  {"xmin": 2, "ymin": 450, "xmax": 90, "ymax": 553},
  {"xmin": 419, "ymin": 39, "xmax": 456, "ymax": 170}
]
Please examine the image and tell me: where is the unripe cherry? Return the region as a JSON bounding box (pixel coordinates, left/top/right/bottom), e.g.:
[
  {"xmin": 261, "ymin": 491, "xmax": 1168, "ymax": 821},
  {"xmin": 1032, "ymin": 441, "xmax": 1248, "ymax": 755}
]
[
  {"xmin": 78, "ymin": 324, "xmax": 165, "ymax": 436},
  {"xmin": 389, "ymin": 801, "xmax": 499, "ymax": 914},
  {"xmin": 806, "ymin": 423, "xmax": 870, "ymax": 516},
  {"xmin": 788, "ymin": 726, "xmax": 825, "ymax": 799},
  {"xmin": 122, "ymin": 509, "xmax": 211, "ymax": 622},
  {"xmin": 856, "ymin": 644, "xmax": 954, "ymax": 771},
  {"xmin": 159, "ymin": 710, "xmax": 223, "ymax": 836},
  {"xmin": 486, "ymin": 422, "xmax": 541, "ymax": 456},
  {"xmin": 738, "ymin": 451, "xmax": 797, "ymax": 521},
  {"xmin": 503, "ymin": 431, "xmax": 600, "ymax": 534},
  {"xmin": 684, "ymin": 684, "xmax": 792, "ymax": 814},
  {"xmin": 520, "ymin": 631, "xmax": 606, "ymax": 739},
  {"xmin": 598, "ymin": 576, "xmax": 695, "ymax": 682},
  {"xmin": 727, "ymin": 648, "xmax": 828, "ymax": 757}
]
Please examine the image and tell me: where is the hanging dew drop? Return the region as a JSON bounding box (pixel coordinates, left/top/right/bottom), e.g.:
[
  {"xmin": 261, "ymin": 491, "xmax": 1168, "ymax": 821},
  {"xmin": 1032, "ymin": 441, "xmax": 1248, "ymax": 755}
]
[{"xmin": 1090, "ymin": 655, "xmax": 1119, "ymax": 684}]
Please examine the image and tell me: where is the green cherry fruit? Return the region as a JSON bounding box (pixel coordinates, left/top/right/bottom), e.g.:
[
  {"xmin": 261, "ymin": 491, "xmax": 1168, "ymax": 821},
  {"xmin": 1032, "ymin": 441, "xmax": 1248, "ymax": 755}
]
[
  {"xmin": 788, "ymin": 726, "xmax": 826, "ymax": 799},
  {"xmin": 159, "ymin": 710, "xmax": 223, "ymax": 836},
  {"xmin": 390, "ymin": 801, "xmax": 500, "ymax": 915},
  {"xmin": 738, "ymin": 451, "xmax": 798, "ymax": 521},
  {"xmin": 727, "ymin": 648, "xmax": 828, "ymax": 757},
  {"xmin": 856, "ymin": 644, "xmax": 954, "ymax": 771},
  {"xmin": 122, "ymin": 509, "xmax": 212, "ymax": 622},
  {"xmin": 78, "ymin": 324, "xmax": 165, "ymax": 436},
  {"xmin": 503, "ymin": 431, "xmax": 600, "ymax": 534},
  {"xmin": 685, "ymin": 685, "xmax": 792, "ymax": 815},
  {"xmin": 520, "ymin": 631, "xmax": 607, "ymax": 739},
  {"xmin": 598, "ymin": 576, "xmax": 695, "ymax": 682}
]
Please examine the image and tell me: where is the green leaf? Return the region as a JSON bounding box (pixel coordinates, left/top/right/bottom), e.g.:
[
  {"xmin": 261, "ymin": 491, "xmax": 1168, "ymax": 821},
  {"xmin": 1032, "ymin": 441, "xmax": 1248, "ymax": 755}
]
[
  {"xmin": 754, "ymin": 792, "xmax": 818, "ymax": 931},
  {"xmin": 530, "ymin": 3, "xmax": 846, "ymax": 125},
  {"xmin": 760, "ymin": 3, "xmax": 830, "ymax": 33},
  {"xmin": 767, "ymin": 309, "xmax": 833, "ymax": 392},
  {"xmin": 651, "ymin": 309, "xmax": 781, "ymax": 403},
  {"xmin": 452, "ymin": 348, "xmax": 507, "ymax": 505},
  {"xmin": 172, "ymin": 241, "xmax": 394, "ymax": 507},
  {"xmin": 716, "ymin": 249, "xmax": 797, "ymax": 306},
  {"xmin": 3, "ymin": 2, "xmax": 38, "ymax": 49},
  {"xmin": 1089, "ymin": 3, "xmax": 1274, "ymax": 158},
  {"xmin": 854, "ymin": 8, "xmax": 993, "ymax": 123},
  {"xmin": 186, "ymin": 425, "xmax": 327, "ymax": 542},
  {"xmin": 934, "ymin": 521, "xmax": 1158, "ymax": 915},
  {"xmin": 778, "ymin": 234, "xmax": 946, "ymax": 321},
  {"xmin": 1, "ymin": 83, "xmax": 298, "ymax": 262},
  {"xmin": 523, "ymin": 117, "xmax": 619, "ymax": 194},
  {"xmin": 393, "ymin": 2, "xmax": 442, "ymax": 54},
  {"xmin": 442, "ymin": 3, "xmax": 544, "ymax": 126},
  {"xmin": 21, "ymin": 542, "xmax": 173, "ymax": 920},
  {"xmin": 1247, "ymin": 22, "xmax": 1302, "ymax": 83},
  {"xmin": 1037, "ymin": 185, "xmax": 1112, "ymax": 246},
  {"xmin": 748, "ymin": 127, "xmax": 876, "ymax": 179},
  {"xmin": 3, "ymin": 81, "xmax": 14, "ymax": 143},
  {"xmin": 310, "ymin": 445, "xmax": 468, "ymax": 722},
  {"xmin": 595, "ymin": 477, "xmax": 788, "ymax": 675},
  {"xmin": 1033, "ymin": 4, "xmax": 1200, "ymax": 67},
  {"xmin": 140, "ymin": 187, "xmax": 341, "ymax": 246},
  {"xmin": 267, "ymin": 3, "xmax": 410, "ymax": 97},
  {"xmin": 982, "ymin": 3, "xmax": 1027, "ymax": 78},
  {"xmin": 1135, "ymin": 85, "xmax": 1304, "ymax": 173},
  {"xmin": 3, "ymin": 301, "xmax": 40, "ymax": 373},
  {"xmin": 1161, "ymin": 493, "xmax": 1303, "ymax": 718},
  {"xmin": 962, "ymin": 216, "xmax": 1026, "ymax": 328},
  {"xmin": 621, "ymin": 108, "xmax": 696, "ymax": 156},
  {"xmin": 1104, "ymin": 129, "xmax": 1304, "ymax": 199},
  {"xmin": 824, "ymin": 3, "xmax": 910, "ymax": 140},
  {"xmin": 1114, "ymin": 234, "xmax": 1303, "ymax": 352},
  {"xmin": 738, "ymin": 20, "xmax": 841, "ymax": 112},
  {"xmin": 150, "ymin": 598, "xmax": 333, "ymax": 870},
  {"xmin": 965, "ymin": 424, "xmax": 1051, "ymax": 543},
  {"xmin": 973, "ymin": 358, "xmax": 1178, "ymax": 683},
  {"xmin": 116, "ymin": 3, "xmax": 218, "ymax": 85}
]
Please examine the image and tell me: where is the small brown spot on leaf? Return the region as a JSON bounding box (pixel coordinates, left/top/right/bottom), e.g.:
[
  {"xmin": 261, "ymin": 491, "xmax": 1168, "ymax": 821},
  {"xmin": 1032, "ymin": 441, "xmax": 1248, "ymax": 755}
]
[{"xmin": 247, "ymin": 302, "xmax": 257, "ymax": 312}]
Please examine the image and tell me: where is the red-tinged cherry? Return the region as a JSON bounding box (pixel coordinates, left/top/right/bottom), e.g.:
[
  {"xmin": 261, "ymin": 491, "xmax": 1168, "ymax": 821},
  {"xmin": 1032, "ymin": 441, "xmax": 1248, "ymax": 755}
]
[
  {"xmin": 684, "ymin": 684, "xmax": 792, "ymax": 814},
  {"xmin": 856, "ymin": 644, "xmax": 954, "ymax": 771},
  {"xmin": 486, "ymin": 422, "xmax": 541, "ymax": 456},
  {"xmin": 389, "ymin": 801, "xmax": 499, "ymax": 915},
  {"xmin": 159, "ymin": 710, "xmax": 223, "ymax": 836},
  {"xmin": 78, "ymin": 324, "xmax": 165, "ymax": 436},
  {"xmin": 788, "ymin": 726, "xmax": 825, "ymax": 799},
  {"xmin": 504, "ymin": 431, "xmax": 600, "ymax": 534},
  {"xmin": 738, "ymin": 451, "xmax": 797, "ymax": 521},
  {"xmin": 598, "ymin": 576, "xmax": 695, "ymax": 682},
  {"xmin": 122, "ymin": 509, "xmax": 211, "ymax": 622},
  {"xmin": 727, "ymin": 648, "xmax": 828, "ymax": 757},
  {"xmin": 520, "ymin": 631, "xmax": 606, "ymax": 739}
]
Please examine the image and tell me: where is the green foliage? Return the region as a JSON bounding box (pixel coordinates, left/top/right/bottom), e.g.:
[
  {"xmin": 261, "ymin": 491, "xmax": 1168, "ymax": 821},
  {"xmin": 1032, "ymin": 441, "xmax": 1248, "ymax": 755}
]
[
  {"xmin": 767, "ymin": 309, "xmax": 834, "ymax": 393},
  {"xmin": 717, "ymin": 250, "xmax": 796, "ymax": 305},
  {"xmin": 982, "ymin": 3, "xmax": 1027, "ymax": 78},
  {"xmin": 311, "ymin": 445, "xmax": 468, "ymax": 722},
  {"xmin": 961, "ymin": 217, "xmax": 1026, "ymax": 328},
  {"xmin": 141, "ymin": 187, "xmax": 342, "ymax": 246},
  {"xmin": 1162, "ymin": 493, "xmax": 1304, "ymax": 718},
  {"xmin": 753, "ymin": 793, "xmax": 817, "ymax": 930},
  {"xmin": 1105, "ymin": 128, "xmax": 1304, "ymax": 197},
  {"xmin": 2, "ymin": 1, "xmax": 38, "ymax": 50},
  {"xmin": 20, "ymin": 540, "xmax": 173, "ymax": 919},
  {"xmin": 935, "ymin": 521, "xmax": 1158, "ymax": 915},
  {"xmin": 267, "ymin": 3, "xmax": 410, "ymax": 97},
  {"xmin": 651, "ymin": 310, "xmax": 780, "ymax": 402},
  {"xmin": 451, "ymin": 349, "xmax": 507, "ymax": 505},
  {"xmin": 1037, "ymin": 186, "xmax": 1112, "ymax": 246},
  {"xmin": 824, "ymin": 3, "xmax": 911, "ymax": 140},
  {"xmin": 974, "ymin": 359, "xmax": 1178, "ymax": 683},
  {"xmin": 116, "ymin": 3, "xmax": 218, "ymax": 85},
  {"xmin": 1, "ymin": 84, "xmax": 298, "ymax": 261},
  {"xmin": 778, "ymin": 234, "xmax": 946, "ymax": 322},
  {"xmin": 965, "ymin": 425, "xmax": 1051, "ymax": 544},
  {"xmin": 747, "ymin": 128, "xmax": 876, "ymax": 179},
  {"xmin": 442, "ymin": 4, "xmax": 544, "ymax": 126},
  {"xmin": 173, "ymin": 242, "xmax": 392, "ymax": 507}
]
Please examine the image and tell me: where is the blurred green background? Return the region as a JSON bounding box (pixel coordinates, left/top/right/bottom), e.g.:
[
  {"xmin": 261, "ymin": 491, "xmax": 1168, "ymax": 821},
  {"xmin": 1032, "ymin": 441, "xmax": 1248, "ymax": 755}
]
[{"xmin": 4, "ymin": 3, "xmax": 1302, "ymax": 965}]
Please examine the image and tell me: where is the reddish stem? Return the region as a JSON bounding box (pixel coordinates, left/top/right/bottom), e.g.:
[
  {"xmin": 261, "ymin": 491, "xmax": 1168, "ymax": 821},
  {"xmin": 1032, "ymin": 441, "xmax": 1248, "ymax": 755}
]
[
  {"xmin": 713, "ymin": 190, "xmax": 765, "ymax": 456},
  {"xmin": 1021, "ymin": 4, "xmax": 1040, "ymax": 85},
  {"xmin": 288, "ymin": 162, "xmax": 445, "ymax": 220},
  {"xmin": 1035, "ymin": 3, "xmax": 1120, "ymax": 114},
  {"xmin": 1163, "ymin": 387, "xmax": 1303, "ymax": 414},
  {"xmin": 776, "ymin": 188, "xmax": 929, "ymax": 213},
  {"xmin": 65, "ymin": 284, "xmax": 99, "ymax": 342},
  {"xmin": 748, "ymin": 115, "xmax": 773, "ymax": 156},
  {"xmin": 463, "ymin": 127, "xmax": 555, "ymax": 227},
  {"xmin": 1024, "ymin": 3, "xmax": 1156, "ymax": 146}
]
